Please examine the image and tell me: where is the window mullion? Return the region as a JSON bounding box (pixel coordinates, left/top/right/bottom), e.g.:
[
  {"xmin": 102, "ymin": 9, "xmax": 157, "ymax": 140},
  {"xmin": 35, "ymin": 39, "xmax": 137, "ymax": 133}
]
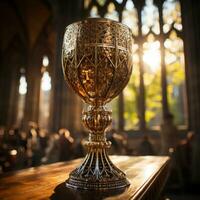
[
  {"xmin": 137, "ymin": 5, "xmax": 146, "ymax": 130},
  {"xmin": 157, "ymin": 0, "xmax": 170, "ymax": 118}
]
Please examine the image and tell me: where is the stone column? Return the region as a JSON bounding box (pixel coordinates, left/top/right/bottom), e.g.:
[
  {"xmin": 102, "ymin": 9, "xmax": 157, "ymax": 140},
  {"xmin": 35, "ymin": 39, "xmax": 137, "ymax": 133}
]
[
  {"xmin": 23, "ymin": 59, "xmax": 41, "ymax": 129},
  {"xmin": 156, "ymin": 0, "xmax": 170, "ymax": 118},
  {"xmin": 0, "ymin": 43, "xmax": 25, "ymax": 127},
  {"xmin": 156, "ymin": 0, "xmax": 175, "ymax": 155},
  {"xmin": 181, "ymin": 0, "xmax": 200, "ymax": 184},
  {"xmin": 0, "ymin": 59, "xmax": 13, "ymax": 126},
  {"xmin": 7, "ymin": 66, "xmax": 20, "ymax": 126},
  {"xmin": 50, "ymin": 0, "xmax": 83, "ymax": 134},
  {"xmin": 136, "ymin": 2, "xmax": 146, "ymax": 130}
]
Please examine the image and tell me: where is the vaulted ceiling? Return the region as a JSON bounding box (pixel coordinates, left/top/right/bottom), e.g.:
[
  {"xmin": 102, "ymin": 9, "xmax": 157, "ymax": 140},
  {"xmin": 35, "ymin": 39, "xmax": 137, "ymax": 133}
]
[{"xmin": 0, "ymin": 0, "xmax": 55, "ymax": 56}]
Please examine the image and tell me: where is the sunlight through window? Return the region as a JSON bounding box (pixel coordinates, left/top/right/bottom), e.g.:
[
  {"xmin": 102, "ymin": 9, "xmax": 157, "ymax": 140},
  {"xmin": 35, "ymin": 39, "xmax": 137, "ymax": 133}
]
[
  {"xmin": 85, "ymin": 0, "xmax": 186, "ymax": 130},
  {"xmin": 41, "ymin": 71, "xmax": 51, "ymax": 92},
  {"xmin": 143, "ymin": 40, "xmax": 161, "ymax": 74},
  {"xmin": 39, "ymin": 55, "xmax": 51, "ymax": 130},
  {"xmin": 19, "ymin": 75, "xmax": 27, "ymax": 95}
]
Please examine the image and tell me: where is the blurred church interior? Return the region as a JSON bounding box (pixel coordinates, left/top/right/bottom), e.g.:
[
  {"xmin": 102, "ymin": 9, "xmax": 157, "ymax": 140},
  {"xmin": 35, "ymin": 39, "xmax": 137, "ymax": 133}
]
[{"xmin": 0, "ymin": 0, "xmax": 200, "ymax": 199}]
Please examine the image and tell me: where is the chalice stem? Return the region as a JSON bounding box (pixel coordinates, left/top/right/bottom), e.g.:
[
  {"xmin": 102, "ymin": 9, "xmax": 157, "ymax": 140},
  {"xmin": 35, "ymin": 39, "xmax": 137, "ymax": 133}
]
[{"xmin": 66, "ymin": 106, "xmax": 129, "ymax": 190}]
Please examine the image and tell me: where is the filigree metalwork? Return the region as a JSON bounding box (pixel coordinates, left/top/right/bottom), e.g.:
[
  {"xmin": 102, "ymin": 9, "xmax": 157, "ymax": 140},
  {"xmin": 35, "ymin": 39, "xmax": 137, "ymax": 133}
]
[{"xmin": 62, "ymin": 18, "xmax": 133, "ymax": 190}]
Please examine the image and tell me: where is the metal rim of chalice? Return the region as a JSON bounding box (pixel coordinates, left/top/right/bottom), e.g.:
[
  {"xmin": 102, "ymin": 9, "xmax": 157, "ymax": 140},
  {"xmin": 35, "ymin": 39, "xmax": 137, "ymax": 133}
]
[{"xmin": 65, "ymin": 17, "xmax": 133, "ymax": 34}]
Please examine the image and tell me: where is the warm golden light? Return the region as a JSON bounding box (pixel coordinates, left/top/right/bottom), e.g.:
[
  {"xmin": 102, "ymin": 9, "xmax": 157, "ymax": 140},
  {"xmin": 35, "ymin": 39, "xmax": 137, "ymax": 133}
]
[
  {"xmin": 143, "ymin": 164, "xmax": 156, "ymax": 178},
  {"xmin": 10, "ymin": 149, "xmax": 17, "ymax": 156},
  {"xmin": 143, "ymin": 40, "xmax": 161, "ymax": 73},
  {"xmin": 41, "ymin": 71, "xmax": 51, "ymax": 92},
  {"xmin": 19, "ymin": 75, "xmax": 27, "ymax": 95},
  {"xmin": 42, "ymin": 55, "xmax": 49, "ymax": 67},
  {"xmin": 41, "ymin": 55, "xmax": 51, "ymax": 92}
]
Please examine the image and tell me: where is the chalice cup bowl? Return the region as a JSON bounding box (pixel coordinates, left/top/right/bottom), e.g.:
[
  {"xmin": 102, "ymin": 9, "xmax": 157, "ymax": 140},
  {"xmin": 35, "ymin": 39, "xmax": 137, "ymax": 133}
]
[{"xmin": 62, "ymin": 18, "xmax": 133, "ymax": 190}]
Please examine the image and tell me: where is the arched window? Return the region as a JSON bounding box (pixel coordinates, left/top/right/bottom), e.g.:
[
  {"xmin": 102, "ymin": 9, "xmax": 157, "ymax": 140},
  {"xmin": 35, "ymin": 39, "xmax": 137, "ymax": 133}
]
[
  {"xmin": 38, "ymin": 55, "xmax": 52, "ymax": 130},
  {"xmin": 84, "ymin": 0, "xmax": 187, "ymax": 131},
  {"xmin": 163, "ymin": 0, "xmax": 186, "ymax": 126},
  {"xmin": 16, "ymin": 68, "xmax": 27, "ymax": 127}
]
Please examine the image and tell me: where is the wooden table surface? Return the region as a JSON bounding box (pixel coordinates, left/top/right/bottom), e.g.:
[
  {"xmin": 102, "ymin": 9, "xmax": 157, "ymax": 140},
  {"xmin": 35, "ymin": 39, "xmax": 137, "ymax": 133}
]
[{"xmin": 0, "ymin": 156, "xmax": 170, "ymax": 200}]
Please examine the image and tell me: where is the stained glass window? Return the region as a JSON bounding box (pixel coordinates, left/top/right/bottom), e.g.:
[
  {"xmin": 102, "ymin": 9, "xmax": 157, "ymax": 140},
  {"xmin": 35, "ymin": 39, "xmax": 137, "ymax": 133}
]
[
  {"xmin": 122, "ymin": 0, "xmax": 138, "ymax": 36},
  {"xmin": 16, "ymin": 68, "xmax": 27, "ymax": 126},
  {"xmin": 165, "ymin": 32, "xmax": 186, "ymax": 125},
  {"xmin": 18, "ymin": 74, "xmax": 27, "ymax": 95},
  {"xmin": 104, "ymin": 3, "xmax": 119, "ymax": 21},
  {"xmin": 163, "ymin": 0, "xmax": 182, "ymax": 33},
  {"xmin": 90, "ymin": 6, "xmax": 100, "ymax": 17},
  {"xmin": 97, "ymin": 0, "xmax": 106, "ymax": 6},
  {"xmin": 84, "ymin": 0, "xmax": 187, "ymax": 131},
  {"xmin": 143, "ymin": 34, "xmax": 162, "ymax": 127},
  {"xmin": 162, "ymin": 0, "xmax": 186, "ymax": 126},
  {"xmin": 142, "ymin": 0, "xmax": 160, "ymax": 35}
]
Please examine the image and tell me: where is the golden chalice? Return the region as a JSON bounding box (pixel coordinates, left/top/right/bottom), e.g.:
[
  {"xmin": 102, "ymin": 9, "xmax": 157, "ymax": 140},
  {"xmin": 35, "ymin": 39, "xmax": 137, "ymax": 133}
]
[{"xmin": 62, "ymin": 18, "xmax": 133, "ymax": 190}]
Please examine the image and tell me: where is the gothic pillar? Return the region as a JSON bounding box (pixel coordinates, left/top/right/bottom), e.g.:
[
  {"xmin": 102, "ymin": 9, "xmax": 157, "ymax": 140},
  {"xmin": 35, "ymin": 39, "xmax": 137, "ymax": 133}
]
[
  {"xmin": 50, "ymin": 0, "xmax": 83, "ymax": 133},
  {"xmin": 136, "ymin": 2, "xmax": 146, "ymax": 130},
  {"xmin": 181, "ymin": 0, "xmax": 200, "ymax": 183},
  {"xmin": 23, "ymin": 58, "xmax": 41, "ymax": 129},
  {"xmin": 0, "ymin": 43, "xmax": 24, "ymax": 127},
  {"xmin": 7, "ymin": 66, "xmax": 19, "ymax": 126},
  {"xmin": 0, "ymin": 59, "xmax": 12, "ymax": 126},
  {"xmin": 156, "ymin": 0, "xmax": 175, "ymax": 155},
  {"xmin": 156, "ymin": 0, "xmax": 170, "ymax": 118}
]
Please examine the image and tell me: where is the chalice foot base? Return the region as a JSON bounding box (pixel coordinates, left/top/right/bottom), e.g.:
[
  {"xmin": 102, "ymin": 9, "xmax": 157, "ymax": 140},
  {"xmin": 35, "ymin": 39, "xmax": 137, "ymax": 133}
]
[
  {"xmin": 65, "ymin": 150, "xmax": 130, "ymax": 190},
  {"xmin": 66, "ymin": 177, "xmax": 129, "ymax": 190}
]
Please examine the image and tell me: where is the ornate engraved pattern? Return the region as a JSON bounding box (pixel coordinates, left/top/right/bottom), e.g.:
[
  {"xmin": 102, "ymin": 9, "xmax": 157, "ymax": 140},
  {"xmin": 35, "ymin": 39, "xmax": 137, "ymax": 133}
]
[
  {"xmin": 62, "ymin": 18, "xmax": 133, "ymax": 105},
  {"xmin": 62, "ymin": 18, "xmax": 133, "ymax": 190}
]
